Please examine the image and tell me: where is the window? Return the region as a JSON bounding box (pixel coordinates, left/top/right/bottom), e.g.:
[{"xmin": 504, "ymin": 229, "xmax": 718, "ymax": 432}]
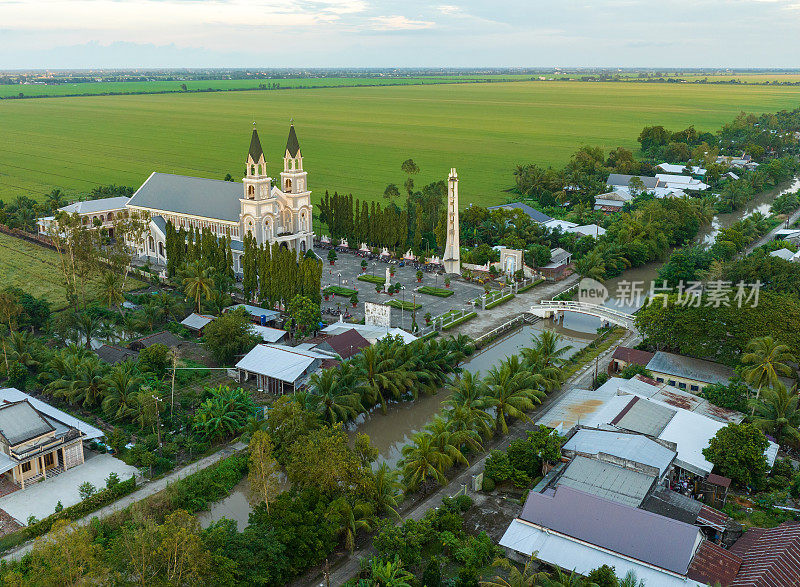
[
  {"xmin": 678, "ymin": 382, "xmax": 687, "ymax": 390},
  {"xmin": 21, "ymin": 461, "xmax": 31, "ymax": 473},
  {"xmin": 668, "ymin": 380, "xmax": 676, "ymax": 386},
  {"xmin": 248, "ymin": 185, "xmax": 255, "ymax": 199},
  {"xmin": 690, "ymin": 385, "xmax": 699, "ymax": 392},
  {"xmin": 656, "ymin": 377, "xmax": 664, "ymax": 383},
  {"xmin": 44, "ymin": 453, "xmax": 54, "ymax": 467}
]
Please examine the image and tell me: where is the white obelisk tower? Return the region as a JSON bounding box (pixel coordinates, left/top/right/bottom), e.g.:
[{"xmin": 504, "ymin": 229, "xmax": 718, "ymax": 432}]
[{"xmin": 443, "ymin": 168, "xmax": 461, "ymax": 275}]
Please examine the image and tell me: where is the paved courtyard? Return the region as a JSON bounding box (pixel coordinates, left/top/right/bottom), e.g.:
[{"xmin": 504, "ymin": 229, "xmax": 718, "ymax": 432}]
[
  {"xmin": 0, "ymin": 451, "xmax": 139, "ymax": 523},
  {"xmin": 318, "ymin": 247, "xmax": 484, "ymax": 329}
]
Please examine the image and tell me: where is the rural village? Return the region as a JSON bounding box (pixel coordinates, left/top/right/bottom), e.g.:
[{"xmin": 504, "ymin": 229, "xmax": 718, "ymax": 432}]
[{"xmin": 3, "ymin": 64, "xmax": 800, "ymax": 587}]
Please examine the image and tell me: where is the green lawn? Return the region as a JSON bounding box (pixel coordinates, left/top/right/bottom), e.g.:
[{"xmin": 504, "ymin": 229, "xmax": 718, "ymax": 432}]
[
  {"xmin": 0, "ymin": 232, "xmax": 145, "ymax": 311},
  {"xmin": 2, "ymin": 81, "xmax": 800, "ymax": 208},
  {"xmin": 385, "ymin": 299, "xmax": 422, "ymax": 311},
  {"xmin": 417, "ymin": 285, "xmax": 454, "ymax": 297}
]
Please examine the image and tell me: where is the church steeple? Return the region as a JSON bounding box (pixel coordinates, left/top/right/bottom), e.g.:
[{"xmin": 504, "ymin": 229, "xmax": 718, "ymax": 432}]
[
  {"xmin": 246, "ymin": 124, "xmax": 266, "ymax": 178},
  {"xmin": 285, "ymin": 123, "xmax": 301, "ymax": 159}
]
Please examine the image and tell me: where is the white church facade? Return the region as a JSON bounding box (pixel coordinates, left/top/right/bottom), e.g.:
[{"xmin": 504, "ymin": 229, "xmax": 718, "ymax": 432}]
[{"xmin": 113, "ymin": 123, "xmax": 312, "ymax": 272}]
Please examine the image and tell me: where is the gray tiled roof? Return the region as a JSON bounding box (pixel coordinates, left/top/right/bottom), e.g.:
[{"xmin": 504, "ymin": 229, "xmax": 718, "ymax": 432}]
[
  {"xmin": 128, "ymin": 172, "xmax": 242, "ymax": 223},
  {"xmin": 0, "ymin": 401, "xmax": 54, "ymax": 446},
  {"xmin": 487, "ymin": 202, "xmax": 553, "ymax": 224},
  {"xmin": 646, "ymin": 351, "xmax": 734, "ymax": 386},
  {"xmin": 554, "ymin": 456, "xmax": 656, "ymax": 507},
  {"xmin": 519, "ymin": 485, "xmax": 702, "ymax": 575},
  {"xmin": 59, "ymin": 196, "xmax": 130, "ymax": 215},
  {"xmin": 606, "ymin": 174, "xmax": 659, "ymax": 189}
]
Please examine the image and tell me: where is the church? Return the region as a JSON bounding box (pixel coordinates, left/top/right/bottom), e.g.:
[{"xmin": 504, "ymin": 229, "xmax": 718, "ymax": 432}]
[{"xmin": 125, "ymin": 123, "xmax": 314, "ymax": 272}]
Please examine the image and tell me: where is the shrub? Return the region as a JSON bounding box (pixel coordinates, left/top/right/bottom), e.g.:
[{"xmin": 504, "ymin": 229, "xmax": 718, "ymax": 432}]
[
  {"xmin": 593, "ymin": 372, "xmax": 610, "ymax": 388},
  {"xmin": 619, "ymin": 363, "xmax": 653, "ymax": 380},
  {"xmin": 105, "ymin": 472, "xmax": 120, "ymax": 489},
  {"xmin": 26, "ymin": 516, "xmax": 38, "ymax": 526},
  {"xmin": 322, "ymin": 286, "xmax": 357, "ymax": 297},
  {"xmin": 485, "ymin": 293, "xmax": 514, "ymax": 309},
  {"xmin": 358, "ymin": 274, "xmax": 386, "ymax": 285},
  {"xmin": 418, "ymin": 286, "xmax": 454, "ymax": 298},
  {"xmin": 481, "ymin": 476, "xmax": 496, "ymax": 492},
  {"xmin": 385, "ymin": 299, "xmax": 422, "ymax": 311},
  {"xmin": 78, "ymin": 482, "xmax": 96, "ymax": 500},
  {"xmin": 137, "ymin": 343, "xmax": 171, "ymax": 376},
  {"xmin": 484, "ymin": 450, "xmax": 514, "ymax": 483},
  {"xmin": 54, "ymin": 501, "xmax": 63, "ymax": 513}
]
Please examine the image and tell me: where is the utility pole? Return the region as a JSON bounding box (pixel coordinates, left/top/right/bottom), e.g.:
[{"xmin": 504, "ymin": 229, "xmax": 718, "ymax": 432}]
[
  {"xmin": 152, "ymin": 394, "xmax": 163, "ymax": 452},
  {"xmin": 170, "ymin": 350, "xmax": 177, "ymax": 418},
  {"xmin": 323, "ymin": 559, "xmax": 331, "ymax": 587}
]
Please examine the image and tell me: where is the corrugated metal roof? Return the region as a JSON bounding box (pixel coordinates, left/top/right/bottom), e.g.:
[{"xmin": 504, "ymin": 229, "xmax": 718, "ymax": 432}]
[
  {"xmin": 499, "ymin": 519, "xmax": 705, "ymax": 587},
  {"xmin": 646, "ymin": 351, "xmax": 734, "ymax": 386},
  {"xmin": 235, "ymin": 344, "xmax": 319, "ymax": 383},
  {"xmin": 486, "ymin": 202, "xmax": 553, "ymax": 224},
  {"xmin": 641, "ymin": 486, "xmax": 703, "ymax": 525},
  {"xmin": 517, "ymin": 486, "xmax": 703, "ymax": 575},
  {"xmin": 611, "ymin": 346, "xmax": 655, "ymax": 366},
  {"xmin": 59, "ymin": 196, "xmax": 130, "ymax": 215},
  {"xmin": 612, "ymin": 396, "xmax": 677, "ymax": 436},
  {"xmin": 128, "ymin": 172, "xmax": 242, "ymax": 223},
  {"xmin": 607, "ymin": 174, "xmax": 660, "ymax": 189},
  {"xmin": 225, "ymin": 304, "xmax": 280, "ymax": 320},
  {"xmin": 180, "ymin": 313, "xmax": 215, "ymax": 330},
  {"xmin": 0, "ymin": 388, "xmax": 103, "ymax": 440},
  {"xmin": 535, "ymin": 386, "xmax": 620, "ymax": 431},
  {"xmin": 563, "ymin": 428, "xmax": 676, "ymax": 477},
  {"xmin": 729, "ymin": 523, "xmax": 800, "ymax": 587},
  {"xmin": 554, "ymin": 456, "xmax": 656, "ymax": 507},
  {"xmin": 251, "ymin": 325, "xmax": 287, "ymax": 343}
]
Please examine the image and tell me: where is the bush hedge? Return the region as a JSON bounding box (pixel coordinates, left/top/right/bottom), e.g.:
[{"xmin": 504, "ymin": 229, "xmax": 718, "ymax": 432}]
[
  {"xmin": 442, "ymin": 312, "xmax": 477, "ymax": 331},
  {"xmin": 386, "ymin": 299, "xmax": 422, "ymax": 311},
  {"xmin": 485, "ymin": 293, "xmax": 515, "ymax": 309},
  {"xmin": 323, "ymin": 286, "xmax": 358, "ymax": 297},
  {"xmin": 357, "ymin": 274, "xmax": 386, "ymax": 285},
  {"xmin": 417, "ymin": 286, "xmax": 454, "ymax": 298},
  {"xmin": 518, "ymin": 278, "xmax": 545, "ymax": 293}
]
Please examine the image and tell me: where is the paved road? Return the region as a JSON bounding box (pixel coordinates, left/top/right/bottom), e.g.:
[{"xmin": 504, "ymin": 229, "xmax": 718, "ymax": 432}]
[
  {"xmin": 744, "ymin": 205, "xmax": 800, "ymax": 256},
  {"xmin": 307, "ymin": 328, "xmax": 638, "ymax": 587},
  {"xmin": 2, "ymin": 441, "xmax": 247, "ymax": 561}
]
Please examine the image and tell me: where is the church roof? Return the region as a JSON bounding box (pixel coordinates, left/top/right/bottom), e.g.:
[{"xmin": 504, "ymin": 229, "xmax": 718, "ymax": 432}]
[
  {"xmin": 286, "ymin": 124, "xmax": 301, "ymax": 157},
  {"xmin": 248, "ymin": 128, "xmax": 264, "ymax": 162},
  {"xmin": 128, "ymin": 172, "xmax": 242, "ymax": 223}
]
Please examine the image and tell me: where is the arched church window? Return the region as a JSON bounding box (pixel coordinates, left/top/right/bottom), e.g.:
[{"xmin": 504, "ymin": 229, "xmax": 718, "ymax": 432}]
[
  {"xmin": 148, "ymin": 236, "xmax": 155, "ymax": 251},
  {"xmin": 264, "ymin": 220, "xmax": 272, "ymax": 240},
  {"xmin": 250, "ymin": 165, "xmax": 256, "ymax": 176},
  {"xmin": 248, "ymin": 185, "xmax": 255, "ymax": 199},
  {"xmin": 158, "ymin": 242, "xmax": 164, "ymax": 257},
  {"xmin": 285, "ymin": 179, "xmax": 292, "ymax": 191}
]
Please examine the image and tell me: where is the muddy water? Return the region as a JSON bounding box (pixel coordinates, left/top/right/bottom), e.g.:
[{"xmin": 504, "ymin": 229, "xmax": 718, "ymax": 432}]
[
  {"xmin": 197, "ymin": 474, "xmax": 291, "ymax": 531},
  {"xmin": 353, "ymin": 323, "xmax": 596, "ymax": 469}
]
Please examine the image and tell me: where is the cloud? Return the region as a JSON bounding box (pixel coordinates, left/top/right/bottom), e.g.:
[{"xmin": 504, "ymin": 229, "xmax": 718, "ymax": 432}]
[
  {"xmin": 437, "ymin": 4, "xmax": 461, "ymax": 14},
  {"xmin": 368, "ymin": 15, "xmax": 436, "ymax": 30}
]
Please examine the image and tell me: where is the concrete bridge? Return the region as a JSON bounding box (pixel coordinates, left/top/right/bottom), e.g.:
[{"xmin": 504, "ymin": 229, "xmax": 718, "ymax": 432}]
[{"xmin": 529, "ymin": 300, "xmax": 637, "ymax": 331}]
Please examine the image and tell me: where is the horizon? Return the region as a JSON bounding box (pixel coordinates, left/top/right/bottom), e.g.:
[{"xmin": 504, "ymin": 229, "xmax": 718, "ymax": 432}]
[{"xmin": 3, "ymin": 1, "xmax": 800, "ymax": 69}]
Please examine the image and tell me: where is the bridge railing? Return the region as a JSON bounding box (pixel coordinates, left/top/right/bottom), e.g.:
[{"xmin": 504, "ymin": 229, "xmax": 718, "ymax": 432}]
[{"xmin": 534, "ymin": 300, "xmax": 634, "ymax": 321}]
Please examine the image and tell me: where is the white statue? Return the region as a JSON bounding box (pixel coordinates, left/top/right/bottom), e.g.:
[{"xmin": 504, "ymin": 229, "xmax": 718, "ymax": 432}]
[{"xmin": 384, "ymin": 267, "xmax": 391, "ymax": 292}]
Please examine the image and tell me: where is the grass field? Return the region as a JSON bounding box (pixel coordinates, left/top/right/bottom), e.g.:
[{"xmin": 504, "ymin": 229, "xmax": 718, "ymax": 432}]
[
  {"xmin": 0, "ymin": 75, "xmax": 532, "ymax": 99},
  {"xmin": 2, "ymin": 81, "xmax": 800, "ymax": 208},
  {"xmin": 0, "ymin": 232, "xmax": 145, "ymax": 310}
]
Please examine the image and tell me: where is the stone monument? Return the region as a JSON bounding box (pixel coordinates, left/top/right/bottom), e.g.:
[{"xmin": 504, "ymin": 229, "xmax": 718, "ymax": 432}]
[
  {"xmin": 443, "ymin": 168, "xmax": 461, "ymax": 275},
  {"xmin": 384, "ymin": 267, "xmax": 391, "ymax": 292}
]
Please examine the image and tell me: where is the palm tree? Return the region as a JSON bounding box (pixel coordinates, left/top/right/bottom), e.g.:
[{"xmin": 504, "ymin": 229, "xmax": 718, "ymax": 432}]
[
  {"xmin": 521, "ymin": 331, "xmax": 572, "ymax": 389},
  {"xmin": 742, "ymin": 336, "xmax": 795, "ymax": 403},
  {"xmin": 574, "ymin": 249, "xmax": 606, "ymax": 281},
  {"xmin": 480, "ymin": 555, "xmax": 549, "ymax": 587},
  {"xmin": 443, "ymin": 371, "xmax": 494, "ymax": 438},
  {"xmin": 373, "ymin": 463, "xmax": 403, "ymax": 518},
  {"xmin": 370, "ymin": 556, "xmax": 414, "ymax": 587},
  {"xmin": 329, "ymin": 499, "xmax": 376, "ymax": 553},
  {"xmin": 101, "ymin": 362, "xmax": 144, "ymax": 420},
  {"xmin": 61, "ymin": 354, "xmax": 108, "ymax": 408},
  {"xmin": 153, "ymin": 291, "xmax": 184, "ymax": 322},
  {"xmin": 99, "ymin": 272, "xmax": 124, "ymax": 310},
  {"xmin": 182, "ymin": 261, "xmax": 215, "ymax": 313},
  {"xmin": 357, "ymin": 345, "xmax": 407, "ymax": 413},
  {"xmin": 6, "ymin": 330, "xmax": 41, "ymax": 372},
  {"xmin": 306, "ymin": 367, "xmax": 364, "ymax": 424},
  {"xmin": 485, "ymin": 358, "xmax": 545, "ymax": 435},
  {"xmin": 425, "ymin": 415, "xmax": 475, "ymax": 464},
  {"xmin": 400, "ymin": 432, "xmax": 452, "ymax": 492},
  {"xmin": 750, "ymin": 383, "xmax": 800, "ymax": 445},
  {"xmin": 71, "ymin": 311, "xmax": 101, "ymax": 349}
]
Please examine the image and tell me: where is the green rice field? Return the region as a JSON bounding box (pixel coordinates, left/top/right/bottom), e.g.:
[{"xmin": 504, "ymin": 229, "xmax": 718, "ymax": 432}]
[
  {"xmin": 0, "ymin": 232, "xmax": 145, "ymax": 311},
  {"xmin": 2, "ymin": 80, "xmax": 800, "ymax": 208}
]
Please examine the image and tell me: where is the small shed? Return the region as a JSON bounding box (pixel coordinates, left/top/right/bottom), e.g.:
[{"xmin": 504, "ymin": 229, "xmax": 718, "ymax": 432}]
[
  {"xmin": 224, "ymin": 304, "xmax": 280, "ymax": 326},
  {"xmin": 128, "ymin": 331, "xmax": 184, "ymax": 351},
  {"xmin": 180, "ymin": 313, "xmax": 216, "ymax": 334},
  {"xmin": 312, "ymin": 329, "xmax": 371, "ymax": 360},
  {"xmin": 95, "ymin": 344, "xmax": 139, "ymax": 365},
  {"xmin": 235, "ymin": 344, "xmax": 326, "ymax": 395}
]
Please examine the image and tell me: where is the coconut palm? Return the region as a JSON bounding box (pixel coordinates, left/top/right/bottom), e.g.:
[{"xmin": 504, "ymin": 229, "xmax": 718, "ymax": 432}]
[
  {"xmin": 357, "ymin": 345, "xmax": 408, "ymax": 413},
  {"xmin": 574, "ymin": 249, "xmax": 606, "ymax": 281},
  {"xmin": 101, "ymin": 361, "xmax": 144, "ymax": 420},
  {"xmin": 182, "ymin": 261, "xmax": 215, "ymax": 313},
  {"xmin": 425, "ymin": 415, "xmax": 476, "ymax": 464},
  {"xmin": 485, "ymin": 358, "xmax": 545, "ymax": 435},
  {"xmin": 329, "ymin": 499, "xmax": 376, "ymax": 553},
  {"xmin": 370, "ymin": 556, "xmax": 414, "ymax": 587},
  {"xmin": 480, "ymin": 555, "xmax": 549, "ymax": 587},
  {"xmin": 373, "ymin": 463, "xmax": 403, "ymax": 518},
  {"xmin": 71, "ymin": 311, "xmax": 101, "ymax": 349},
  {"xmin": 306, "ymin": 367, "xmax": 364, "ymax": 424},
  {"xmin": 61, "ymin": 354, "xmax": 108, "ymax": 408},
  {"xmin": 742, "ymin": 335, "xmax": 796, "ymax": 403},
  {"xmin": 400, "ymin": 431, "xmax": 452, "ymax": 492},
  {"xmin": 521, "ymin": 331, "xmax": 572, "ymax": 389},
  {"xmin": 152, "ymin": 291, "xmax": 184, "ymax": 322},
  {"xmin": 443, "ymin": 371, "xmax": 494, "ymax": 438},
  {"xmin": 99, "ymin": 272, "xmax": 125, "ymax": 310},
  {"xmin": 6, "ymin": 330, "xmax": 41, "ymax": 372},
  {"xmin": 750, "ymin": 383, "xmax": 800, "ymax": 445}
]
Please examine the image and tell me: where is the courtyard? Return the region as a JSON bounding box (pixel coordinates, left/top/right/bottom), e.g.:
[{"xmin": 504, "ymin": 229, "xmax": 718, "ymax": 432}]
[{"xmin": 318, "ymin": 247, "xmax": 485, "ymax": 329}]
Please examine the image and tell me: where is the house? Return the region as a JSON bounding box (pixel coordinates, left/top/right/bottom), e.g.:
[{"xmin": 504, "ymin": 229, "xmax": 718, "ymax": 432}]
[
  {"xmin": 609, "ymin": 346, "xmax": 654, "ymax": 374},
  {"xmin": 37, "ymin": 196, "xmax": 131, "ymax": 238},
  {"xmin": 224, "ymin": 303, "xmax": 280, "ymax": 326},
  {"xmin": 606, "ymin": 174, "xmax": 662, "ymax": 190},
  {"xmin": 716, "ymin": 154, "xmax": 759, "ymax": 170},
  {"xmin": 180, "ymin": 313, "xmax": 215, "ymax": 333},
  {"xmin": 320, "ymin": 321, "xmax": 418, "ymax": 344},
  {"xmin": 251, "ymin": 325, "xmax": 288, "ymax": 344},
  {"xmin": 311, "ymin": 328, "xmax": 371, "ymax": 360},
  {"xmin": 658, "ymin": 163, "xmax": 707, "ymax": 177},
  {"xmin": 542, "ymin": 219, "xmax": 578, "ymax": 232},
  {"xmin": 655, "ymin": 174, "xmax": 709, "ymax": 191},
  {"xmin": 723, "ymin": 171, "xmax": 740, "ymax": 181},
  {"xmin": 128, "ymin": 331, "xmax": 185, "ymax": 351},
  {"xmin": 646, "ymin": 351, "xmax": 735, "ymax": 392},
  {"xmin": 770, "ymin": 248, "xmax": 800, "ymax": 262},
  {"xmin": 565, "ymin": 224, "xmax": 606, "ymax": 238},
  {"xmin": 95, "ymin": 344, "xmax": 139, "ymax": 365},
  {"xmin": 123, "ymin": 124, "xmax": 313, "ymax": 269},
  {"xmin": 235, "ymin": 344, "xmax": 330, "ymax": 394},
  {"xmin": 594, "ymin": 190, "xmax": 633, "ymax": 213},
  {"xmin": 540, "ymin": 248, "xmax": 572, "ymax": 281},
  {"xmin": 0, "ymin": 388, "xmax": 103, "ymax": 490},
  {"xmin": 773, "ymin": 228, "xmax": 800, "ymax": 244},
  {"xmin": 727, "ymin": 522, "xmax": 800, "ymax": 586},
  {"xmin": 487, "ymin": 202, "xmax": 553, "ymax": 224},
  {"xmin": 499, "ymin": 486, "xmax": 720, "ymax": 587}
]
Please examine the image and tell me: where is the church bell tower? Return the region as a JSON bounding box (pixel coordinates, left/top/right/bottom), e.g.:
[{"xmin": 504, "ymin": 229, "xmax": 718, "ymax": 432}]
[
  {"xmin": 280, "ymin": 123, "xmax": 308, "ymax": 196},
  {"xmin": 240, "ymin": 125, "xmax": 273, "ymax": 244}
]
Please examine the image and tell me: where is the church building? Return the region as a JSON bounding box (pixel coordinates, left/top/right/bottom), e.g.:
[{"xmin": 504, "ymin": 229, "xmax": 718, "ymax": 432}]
[{"xmin": 126, "ymin": 123, "xmax": 314, "ymax": 272}]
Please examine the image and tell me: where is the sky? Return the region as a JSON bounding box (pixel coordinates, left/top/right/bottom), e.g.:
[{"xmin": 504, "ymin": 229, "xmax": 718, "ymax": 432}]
[{"xmin": 1, "ymin": 0, "xmax": 800, "ymax": 69}]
